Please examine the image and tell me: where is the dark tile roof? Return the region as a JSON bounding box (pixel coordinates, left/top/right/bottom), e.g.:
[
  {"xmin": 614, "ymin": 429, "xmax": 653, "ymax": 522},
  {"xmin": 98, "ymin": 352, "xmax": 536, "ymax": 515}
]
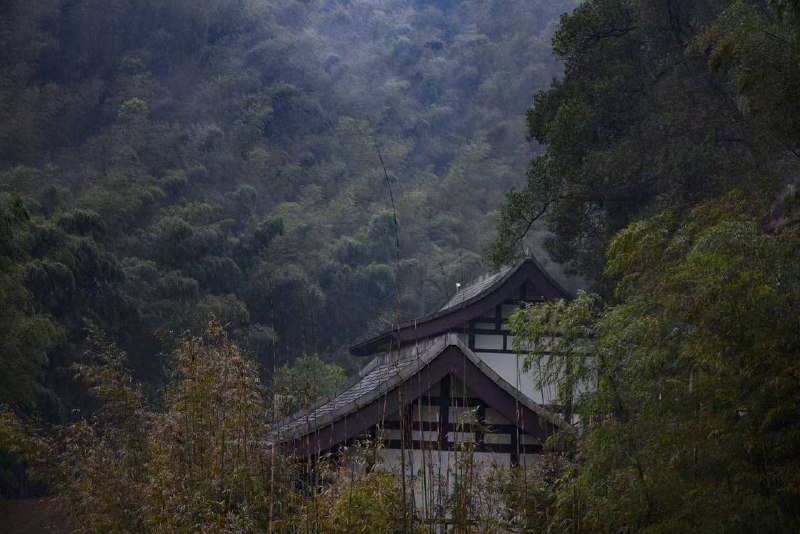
[
  {"xmin": 437, "ymin": 264, "xmax": 514, "ymax": 312},
  {"xmin": 274, "ymin": 339, "xmax": 442, "ymax": 440},
  {"xmin": 274, "ymin": 335, "xmax": 564, "ymax": 444}
]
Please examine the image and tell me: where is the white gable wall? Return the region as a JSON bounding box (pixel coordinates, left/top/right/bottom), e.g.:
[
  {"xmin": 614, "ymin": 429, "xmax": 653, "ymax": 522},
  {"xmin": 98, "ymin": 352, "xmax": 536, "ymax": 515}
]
[{"xmin": 460, "ymin": 297, "xmax": 560, "ymax": 406}]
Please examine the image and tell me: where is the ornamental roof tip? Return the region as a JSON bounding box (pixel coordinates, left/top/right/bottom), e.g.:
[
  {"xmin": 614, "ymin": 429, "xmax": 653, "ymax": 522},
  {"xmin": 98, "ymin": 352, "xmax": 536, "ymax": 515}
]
[{"xmin": 438, "ymin": 263, "xmax": 515, "ymax": 312}]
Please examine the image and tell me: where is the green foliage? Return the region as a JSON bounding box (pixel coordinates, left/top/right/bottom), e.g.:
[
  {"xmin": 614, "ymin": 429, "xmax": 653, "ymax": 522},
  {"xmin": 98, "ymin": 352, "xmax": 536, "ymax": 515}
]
[
  {"xmin": 0, "ymin": 410, "xmax": 51, "ymax": 499},
  {"xmin": 59, "ymin": 337, "xmax": 151, "ymax": 531},
  {"xmin": 0, "ymin": 196, "xmax": 62, "ymax": 413},
  {"xmin": 144, "ymin": 325, "xmax": 279, "ymax": 531},
  {"xmin": 511, "ymin": 196, "xmax": 800, "ymax": 531},
  {"xmin": 493, "ymin": 2, "xmax": 800, "ymax": 529},
  {"xmin": 492, "ymin": 0, "xmax": 799, "ymax": 279},
  {"xmin": 272, "ymin": 354, "xmax": 347, "ymax": 418},
  {"xmin": 297, "ymin": 465, "xmax": 407, "ymax": 533},
  {"xmin": 59, "ymin": 325, "xmax": 295, "ymax": 532},
  {"xmin": 0, "ymin": 0, "xmax": 576, "ymax": 422},
  {"xmin": 482, "ymin": 456, "xmax": 573, "ymax": 533},
  {"xmin": 510, "ymin": 292, "xmax": 601, "ymax": 423},
  {"xmin": 694, "ymin": 1, "xmax": 800, "ymax": 155}
]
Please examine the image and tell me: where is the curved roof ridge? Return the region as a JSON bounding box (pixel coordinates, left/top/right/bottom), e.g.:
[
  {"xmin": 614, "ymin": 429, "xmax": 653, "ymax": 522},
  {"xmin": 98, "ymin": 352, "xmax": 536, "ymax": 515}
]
[{"xmin": 350, "ymin": 256, "xmax": 572, "ymax": 356}]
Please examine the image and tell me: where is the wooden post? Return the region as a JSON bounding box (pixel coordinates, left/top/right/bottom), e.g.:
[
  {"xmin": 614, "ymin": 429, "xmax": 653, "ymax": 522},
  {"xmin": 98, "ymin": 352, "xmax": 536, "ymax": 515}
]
[
  {"xmin": 510, "ymin": 427, "xmax": 519, "ymax": 466},
  {"xmin": 438, "ymin": 375, "xmax": 451, "ymax": 450},
  {"xmin": 403, "ymin": 403, "xmax": 414, "ymax": 450},
  {"xmin": 475, "ymin": 404, "xmax": 486, "ymax": 449}
]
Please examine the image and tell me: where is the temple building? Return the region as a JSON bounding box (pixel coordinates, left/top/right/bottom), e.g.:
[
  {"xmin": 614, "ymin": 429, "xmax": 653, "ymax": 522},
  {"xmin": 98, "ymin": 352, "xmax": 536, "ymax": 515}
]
[{"xmin": 276, "ymin": 258, "xmax": 572, "ymax": 475}]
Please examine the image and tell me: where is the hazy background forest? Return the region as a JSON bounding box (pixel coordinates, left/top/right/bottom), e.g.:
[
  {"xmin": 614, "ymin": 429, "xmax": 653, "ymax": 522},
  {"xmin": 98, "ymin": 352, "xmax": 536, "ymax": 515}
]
[
  {"xmin": 0, "ymin": 0, "xmax": 577, "ymax": 421},
  {"xmin": 2, "ymin": 0, "xmax": 800, "ymax": 531}
]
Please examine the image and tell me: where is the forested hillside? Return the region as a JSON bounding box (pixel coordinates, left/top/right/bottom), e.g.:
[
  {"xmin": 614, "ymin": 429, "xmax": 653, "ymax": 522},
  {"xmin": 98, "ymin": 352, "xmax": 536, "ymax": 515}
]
[
  {"xmin": 0, "ymin": 0, "xmax": 576, "ymax": 419},
  {"xmin": 3, "ymin": 0, "xmax": 800, "ymax": 531},
  {"xmin": 492, "ymin": 0, "xmax": 800, "ymax": 278}
]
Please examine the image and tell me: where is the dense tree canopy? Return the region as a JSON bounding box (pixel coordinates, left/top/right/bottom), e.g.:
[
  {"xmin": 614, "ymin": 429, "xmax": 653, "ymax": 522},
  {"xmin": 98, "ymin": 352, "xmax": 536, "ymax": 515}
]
[
  {"xmin": 512, "ymin": 196, "xmax": 800, "ymax": 531},
  {"xmin": 498, "ymin": 1, "xmax": 800, "ymax": 530},
  {"xmin": 0, "ymin": 0, "xmax": 577, "ymax": 420},
  {"xmin": 491, "ymin": 0, "xmax": 800, "ymax": 279}
]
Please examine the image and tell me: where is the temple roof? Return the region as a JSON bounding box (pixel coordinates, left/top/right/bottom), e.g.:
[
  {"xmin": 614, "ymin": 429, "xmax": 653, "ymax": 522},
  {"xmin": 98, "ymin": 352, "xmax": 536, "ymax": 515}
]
[
  {"xmin": 275, "ymin": 334, "xmax": 566, "ymax": 456},
  {"xmin": 350, "ymin": 257, "xmax": 572, "ymax": 356},
  {"xmin": 437, "ymin": 264, "xmax": 515, "ymax": 312}
]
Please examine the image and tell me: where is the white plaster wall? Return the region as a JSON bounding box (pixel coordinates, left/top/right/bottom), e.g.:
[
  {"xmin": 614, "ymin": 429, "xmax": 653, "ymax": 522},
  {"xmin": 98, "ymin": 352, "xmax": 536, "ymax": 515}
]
[
  {"xmin": 473, "ymin": 351, "xmax": 559, "ymax": 405},
  {"xmin": 473, "ymin": 333, "xmax": 504, "ymax": 351}
]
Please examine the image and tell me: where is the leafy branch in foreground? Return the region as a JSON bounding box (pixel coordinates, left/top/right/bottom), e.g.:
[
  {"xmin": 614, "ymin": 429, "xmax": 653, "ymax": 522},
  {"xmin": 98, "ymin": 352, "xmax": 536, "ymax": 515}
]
[
  {"xmin": 510, "ymin": 194, "xmax": 800, "ymax": 532},
  {"xmin": 59, "ymin": 325, "xmax": 294, "ymax": 533},
  {"xmin": 491, "ymin": 0, "xmax": 800, "ymax": 279},
  {"xmin": 510, "ymin": 291, "xmax": 602, "ymax": 428}
]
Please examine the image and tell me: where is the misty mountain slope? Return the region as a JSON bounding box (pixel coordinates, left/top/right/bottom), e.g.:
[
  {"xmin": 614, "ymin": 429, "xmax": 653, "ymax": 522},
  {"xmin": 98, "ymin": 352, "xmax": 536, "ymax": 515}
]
[{"xmin": 0, "ymin": 0, "xmax": 576, "ymax": 416}]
